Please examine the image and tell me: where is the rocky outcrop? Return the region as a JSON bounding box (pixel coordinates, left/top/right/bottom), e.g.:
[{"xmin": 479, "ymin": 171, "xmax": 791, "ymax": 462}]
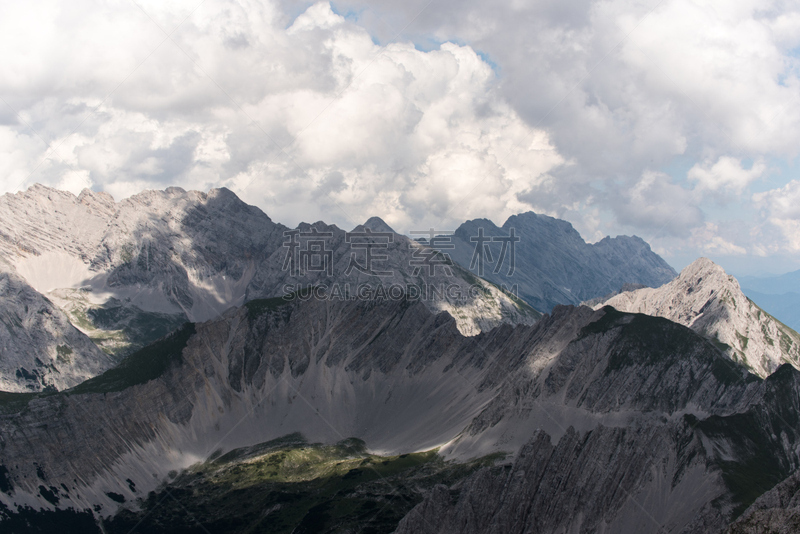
[
  {"xmin": 727, "ymin": 468, "xmax": 800, "ymax": 533},
  {"xmin": 596, "ymin": 258, "xmax": 800, "ymax": 377},
  {"xmin": 397, "ymin": 425, "xmax": 720, "ymax": 534},
  {"xmin": 400, "ymin": 356, "xmax": 800, "ymax": 534}
]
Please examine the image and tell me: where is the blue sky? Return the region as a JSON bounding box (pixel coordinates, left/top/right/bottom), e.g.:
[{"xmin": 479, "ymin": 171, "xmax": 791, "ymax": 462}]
[{"xmin": 3, "ymin": 0, "xmax": 800, "ymax": 275}]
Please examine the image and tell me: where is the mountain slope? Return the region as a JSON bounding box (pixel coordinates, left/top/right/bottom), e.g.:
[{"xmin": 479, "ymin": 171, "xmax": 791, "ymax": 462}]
[
  {"xmin": 0, "ymin": 296, "xmax": 520, "ymax": 516},
  {"xmin": 727, "ymin": 455, "xmax": 800, "ymax": 533},
  {"xmin": 737, "ymin": 270, "xmax": 800, "ymax": 335},
  {"xmin": 2, "ymin": 297, "xmax": 800, "ymax": 533},
  {"xmin": 595, "ymin": 257, "xmax": 800, "ymax": 378},
  {"xmin": 398, "ymin": 363, "xmax": 800, "ymax": 534},
  {"xmin": 0, "ymin": 262, "xmax": 114, "ymax": 392},
  {"xmin": 242, "ymin": 219, "xmax": 540, "ymax": 336},
  {"xmin": 447, "ymin": 212, "xmax": 676, "ymax": 311},
  {"xmin": 101, "ymin": 437, "xmax": 498, "ymax": 534},
  {"xmin": 1, "ymin": 185, "xmax": 286, "ymax": 322}
]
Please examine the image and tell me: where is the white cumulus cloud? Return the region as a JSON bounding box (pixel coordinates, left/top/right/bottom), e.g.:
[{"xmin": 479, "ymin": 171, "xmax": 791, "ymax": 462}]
[
  {"xmin": 688, "ymin": 157, "xmax": 766, "ymax": 193},
  {"xmin": 754, "ymin": 180, "xmax": 800, "ymax": 252},
  {"xmin": 4, "ymin": 0, "xmax": 800, "ymax": 270},
  {"xmin": 0, "ymin": 0, "xmax": 562, "ymax": 232}
]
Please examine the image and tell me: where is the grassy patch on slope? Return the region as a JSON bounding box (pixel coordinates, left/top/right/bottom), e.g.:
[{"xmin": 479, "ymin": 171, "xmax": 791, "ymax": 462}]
[{"xmin": 103, "ymin": 435, "xmax": 502, "ymax": 534}]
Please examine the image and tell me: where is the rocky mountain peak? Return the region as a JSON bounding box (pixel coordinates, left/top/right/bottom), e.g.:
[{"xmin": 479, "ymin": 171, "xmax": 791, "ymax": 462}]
[
  {"xmin": 360, "ymin": 216, "xmax": 396, "ymax": 234},
  {"xmin": 594, "ymin": 234, "xmax": 649, "ymax": 249},
  {"xmin": 502, "ymin": 211, "xmax": 585, "ymax": 244},
  {"xmin": 597, "ymin": 257, "xmax": 800, "ymax": 377},
  {"xmin": 445, "ymin": 210, "xmax": 676, "ymax": 312},
  {"xmin": 681, "ymin": 256, "xmax": 730, "ymax": 280}
]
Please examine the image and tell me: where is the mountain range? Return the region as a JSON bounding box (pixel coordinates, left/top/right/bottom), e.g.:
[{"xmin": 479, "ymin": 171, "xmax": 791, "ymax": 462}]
[
  {"xmin": 3, "ymin": 185, "xmax": 800, "ymax": 533},
  {"xmin": 0, "ymin": 184, "xmax": 673, "ymax": 393},
  {"xmin": 0, "ymin": 185, "xmax": 538, "ymax": 392}
]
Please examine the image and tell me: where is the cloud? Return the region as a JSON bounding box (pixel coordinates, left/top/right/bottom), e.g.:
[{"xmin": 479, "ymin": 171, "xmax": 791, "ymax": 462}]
[
  {"xmin": 4, "ymin": 0, "xmax": 800, "ymax": 268},
  {"xmin": 57, "ymin": 169, "xmax": 93, "ymax": 195},
  {"xmin": 690, "ymin": 222, "xmax": 748, "ymax": 256},
  {"xmin": 688, "ymin": 156, "xmax": 766, "ymax": 193},
  {"xmin": 341, "ymin": 0, "xmax": 800, "ymax": 159},
  {"xmin": 754, "ymin": 180, "xmax": 800, "ymax": 252},
  {"xmin": 755, "ymin": 180, "xmax": 800, "ymax": 221},
  {"xmin": 0, "ymin": 0, "xmax": 562, "ymax": 233},
  {"xmin": 614, "ymin": 170, "xmax": 704, "ymax": 237},
  {"xmin": 331, "ymin": 0, "xmax": 800, "ymax": 246}
]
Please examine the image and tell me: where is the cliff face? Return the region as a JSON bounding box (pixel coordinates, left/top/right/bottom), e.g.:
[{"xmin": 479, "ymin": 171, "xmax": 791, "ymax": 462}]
[
  {"xmin": 597, "ymin": 258, "xmax": 800, "ymax": 378},
  {"xmin": 447, "ymin": 212, "xmax": 677, "ymax": 312},
  {"xmin": 727, "ymin": 457, "xmax": 800, "ymax": 533},
  {"xmin": 0, "ymin": 261, "xmax": 113, "ymax": 392},
  {"xmin": 2, "ymin": 297, "xmax": 799, "ymax": 533}
]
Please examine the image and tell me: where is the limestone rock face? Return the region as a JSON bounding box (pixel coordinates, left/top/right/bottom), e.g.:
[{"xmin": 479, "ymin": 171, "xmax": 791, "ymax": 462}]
[
  {"xmin": 242, "ymin": 219, "xmax": 541, "ymax": 337},
  {"xmin": 596, "ymin": 257, "xmax": 800, "ymax": 377},
  {"xmin": 0, "ymin": 297, "xmax": 525, "ymax": 514},
  {"xmin": 396, "ymin": 426, "xmax": 722, "ymax": 534},
  {"xmin": 397, "ymin": 317, "xmax": 800, "ymax": 534},
  {"xmin": 0, "ymin": 263, "xmax": 113, "ymax": 392},
  {"xmin": 447, "ymin": 212, "xmax": 677, "ymax": 312},
  {"xmin": 0, "ymin": 185, "xmax": 285, "ymax": 322}
]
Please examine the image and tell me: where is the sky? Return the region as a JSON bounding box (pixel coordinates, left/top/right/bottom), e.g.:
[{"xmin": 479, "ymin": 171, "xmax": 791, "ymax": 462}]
[{"xmin": 2, "ymin": 0, "xmax": 800, "ymax": 275}]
